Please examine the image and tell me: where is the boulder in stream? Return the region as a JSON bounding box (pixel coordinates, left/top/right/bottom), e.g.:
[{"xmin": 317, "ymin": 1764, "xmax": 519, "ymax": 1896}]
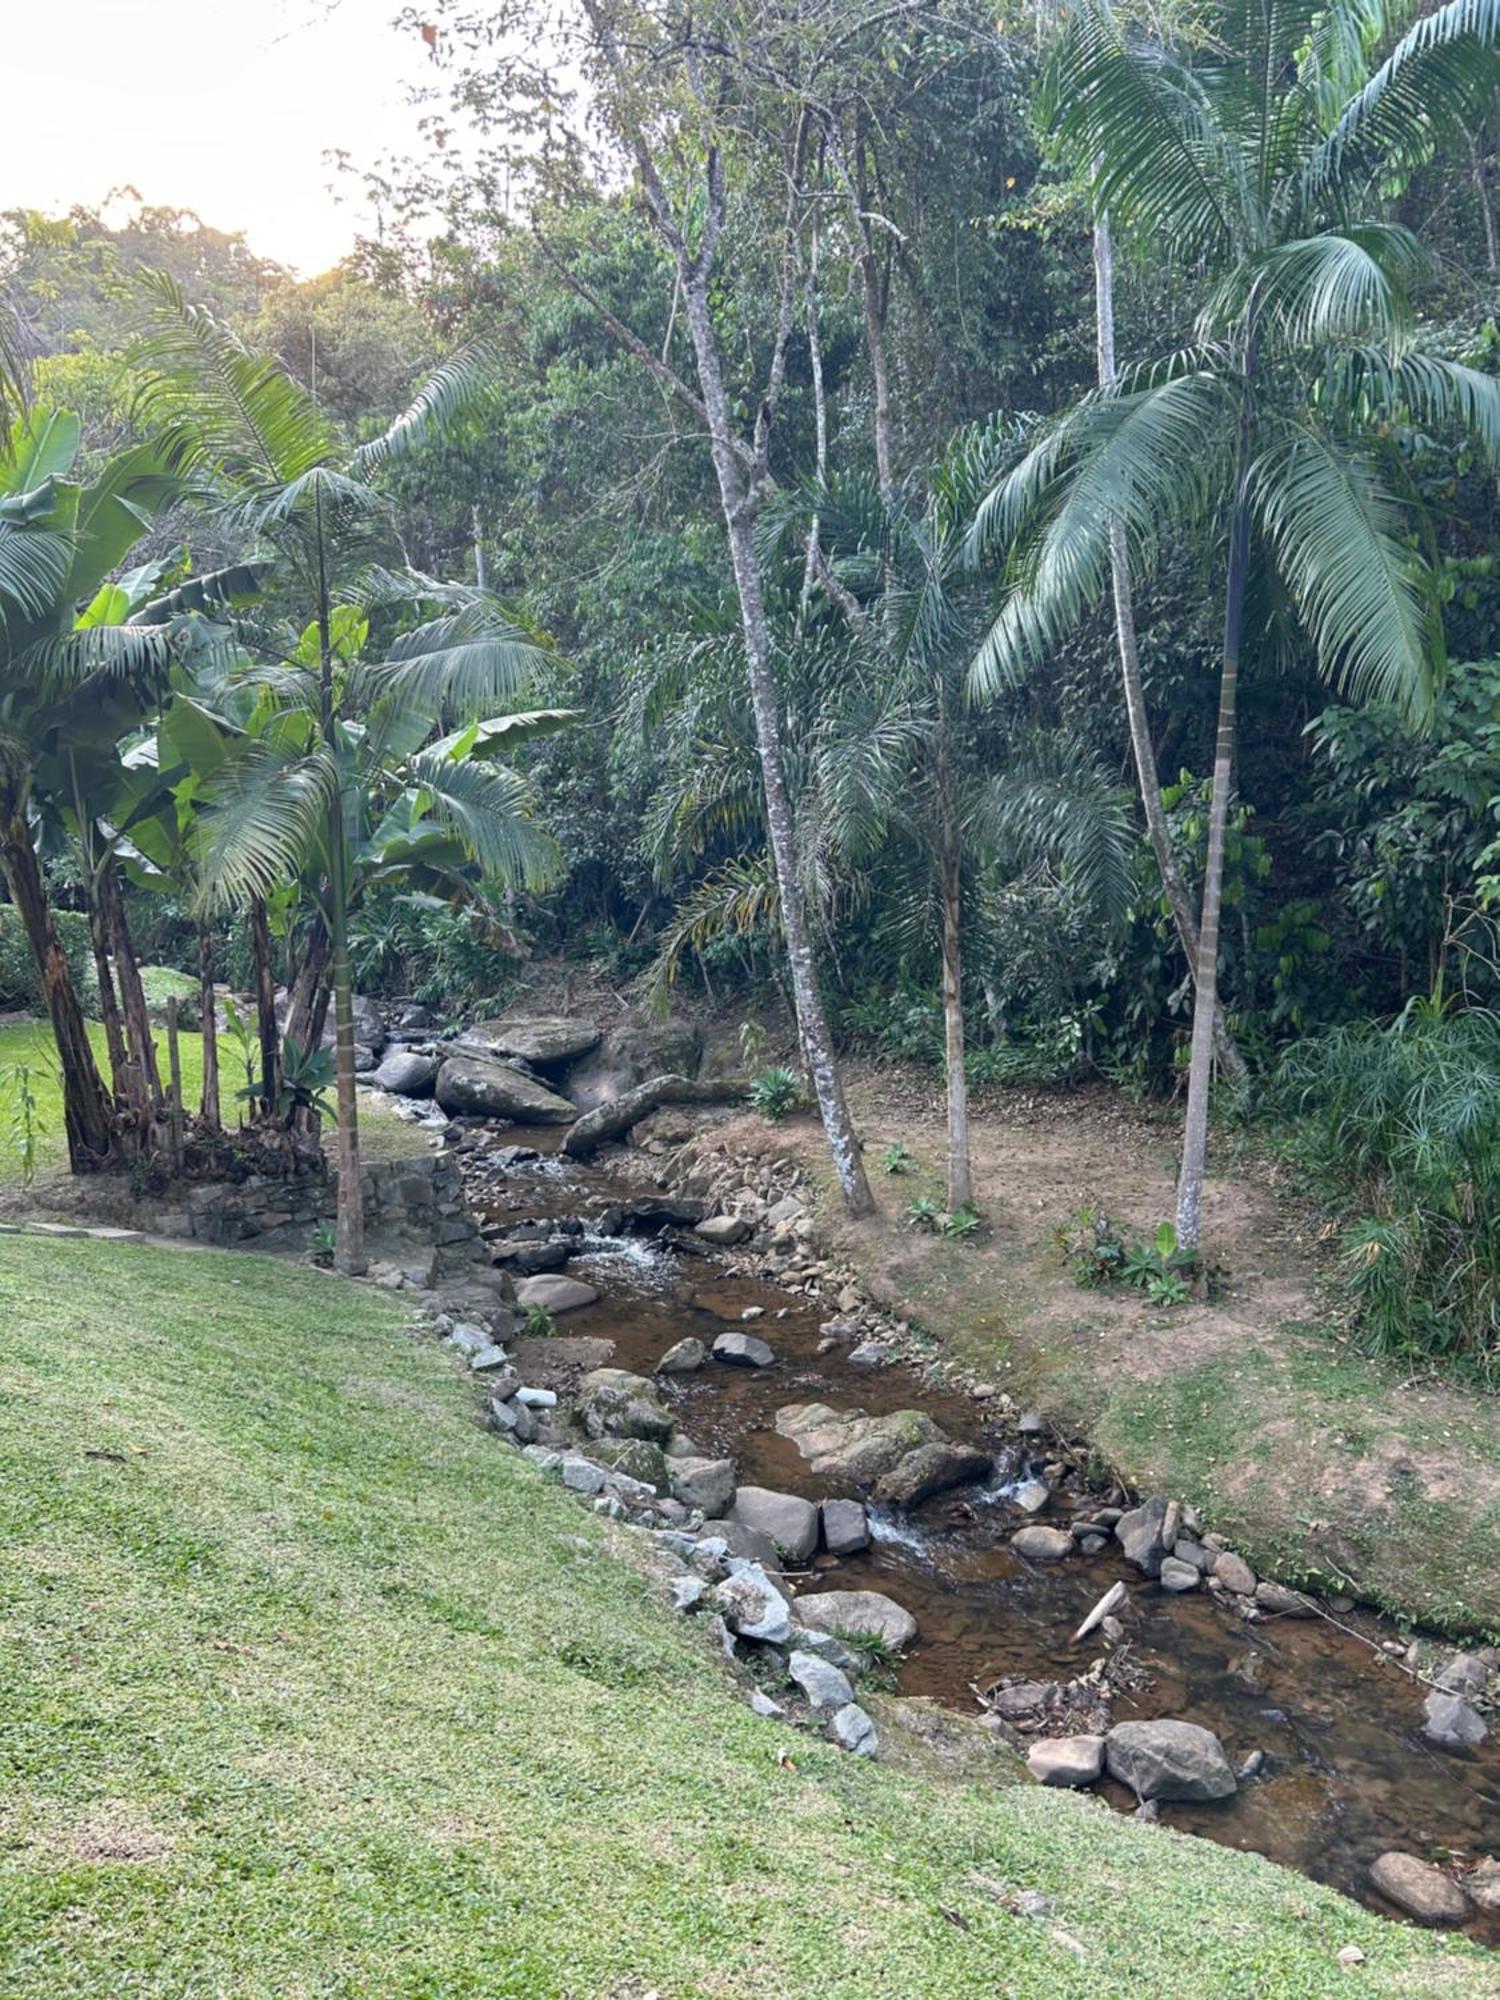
[
  {"xmin": 656, "ymin": 1337, "xmax": 706, "ymax": 1375},
  {"xmin": 1115, "ymin": 1495, "xmax": 1170, "ymax": 1576},
  {"xmin": 1010, "ymin": 1525, "xmax": 1073, "ymax": 1562},
  {"xmin": 516, "ymin": 1274, "xmax": 600, "ymax": 1315},
  {"xmin": 695, "ymin": 1213, "xmax": 751, "ymax": 1246},
  {"xmin": 1027, "ymin": 1735, "xmax": 1106, "ymax": 1788},
  {"xmin": 714, "ymin": 1563, "xmax": 792, "ymax": 1644},
  {"xmin": 669, "ymin": 1456, "xmax": 737, "ymax": 1517},
  {"xmin": 1104, "ymin": 1720, "xmax": 1237, "ymax": 1802},
  {"xmin": 1422, "ymin": 1690, "xmax": 1488, "ymax": 1750},
  {"xmin": 712, "ymin": 1331, "xmax": 776, "ymax": 1369},
  {"xmin": 821, "ymin": 1498, "xmax": 870, "ymax": 1556},
  {"xmin": 576, "ymin": 1367, "xmax": 675, "ymax": 1443},
  {"xmin": 775, "ymin": 1402, "xmax": 987, "ymax": 1507},
  {"xmin": 1368, "ymin": 1852, "xmax": 1471, "ymax": 1927},
  {"xmin": 371, "ymin": 1049, "xmax": 439, "ymax": 1096},
  {"xmin": 462, "ymin": 1016, "xmax": 601, "ymax": 1070},
  {"xmin": 794, "ymin": 1589, "xmax": 917, "ymax": 1650},
  {"xmin": 730, "ymin": 1487, "xmax": 819, "ymax": 1564},
  {"xmin": 436, "ymin": 1055, "xmax": 576, "ymax": 1123}
]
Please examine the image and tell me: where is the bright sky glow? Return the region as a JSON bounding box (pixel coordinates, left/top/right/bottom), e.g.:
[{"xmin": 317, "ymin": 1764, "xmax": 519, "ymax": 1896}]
[{"xmin": 4, "ymin": 0, "xmax": 429, "ymax": 274}]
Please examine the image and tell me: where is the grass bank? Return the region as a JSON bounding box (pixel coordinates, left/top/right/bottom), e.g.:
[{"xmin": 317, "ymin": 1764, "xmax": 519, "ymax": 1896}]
[{"xmin": 0, "ymin": 1233, "xmax": 1488, "ymax": 1996}]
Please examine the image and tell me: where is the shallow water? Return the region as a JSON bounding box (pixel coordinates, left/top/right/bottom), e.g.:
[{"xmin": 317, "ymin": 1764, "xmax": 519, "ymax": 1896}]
[{"xmin": 471, "ymin": 1134, "xmax": 1500, "ymax": 1938}]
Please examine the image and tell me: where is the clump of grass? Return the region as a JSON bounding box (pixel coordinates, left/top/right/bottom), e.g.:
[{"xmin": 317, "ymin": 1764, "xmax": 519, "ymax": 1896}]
[{"xmin": 748, "ymin": 1064, "xmax": 801, "ymax": 1120}]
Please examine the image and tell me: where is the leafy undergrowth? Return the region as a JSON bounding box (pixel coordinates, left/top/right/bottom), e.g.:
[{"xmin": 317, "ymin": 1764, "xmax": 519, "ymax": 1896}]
[{"xmin": 0, "ymin": 1236, "xmax": 1488, "ymax": 1996}]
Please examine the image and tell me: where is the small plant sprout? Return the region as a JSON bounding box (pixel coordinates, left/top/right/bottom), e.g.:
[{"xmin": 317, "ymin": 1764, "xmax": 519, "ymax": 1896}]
[
  {"xmin": 941, "ymin": 1203, "xmax": 983, "ymax": 1242},
  {"xmin": 904, "ymin": 1194, "xmax": 942, "ymax": 1232},
  {"xmin": 881, "ymin": 1141, "xmax": 917, "ymax": 1176}
]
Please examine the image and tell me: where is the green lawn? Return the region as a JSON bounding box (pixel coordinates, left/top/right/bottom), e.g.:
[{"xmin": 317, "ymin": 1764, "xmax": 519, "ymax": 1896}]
[
  {"xmin": 0, "ymin": 1234, "xmax": 1489, "ymax": 1997},
  {"xmin": 0, "ymin": 1016, "xmax": 420, "ymax": 1182}
]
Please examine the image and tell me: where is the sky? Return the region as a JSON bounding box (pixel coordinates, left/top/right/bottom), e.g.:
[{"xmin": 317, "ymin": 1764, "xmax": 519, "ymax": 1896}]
[{"xmin": 4, "ymin": 0, "xmax": 430, "ymax": 275}]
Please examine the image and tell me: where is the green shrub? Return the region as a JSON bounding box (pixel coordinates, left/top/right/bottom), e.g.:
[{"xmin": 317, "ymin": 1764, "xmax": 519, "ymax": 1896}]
[
  {"xmin": 1277, "ymin": 1006, "xmax": 1500, "ymax": 1376},
  {"xmin": 748, "ymin": 1065, "xmax": 800, "ymax": 1120},
  {"xmin": 0, "ymin": 907, "xmax": 98, "ymax": 1014}
]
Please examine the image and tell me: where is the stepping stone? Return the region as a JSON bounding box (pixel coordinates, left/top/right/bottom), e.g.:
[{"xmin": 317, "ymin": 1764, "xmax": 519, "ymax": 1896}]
[{"xmin": 712, "ymin": 1331, "xmax": 775, "ymax": 1368}]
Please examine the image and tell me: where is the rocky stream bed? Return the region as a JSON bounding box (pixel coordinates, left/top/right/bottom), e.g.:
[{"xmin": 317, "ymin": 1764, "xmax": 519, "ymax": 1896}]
[{"xmin": 357, "ymin": 1010, "xmax": 1500, "ymax": 1946}]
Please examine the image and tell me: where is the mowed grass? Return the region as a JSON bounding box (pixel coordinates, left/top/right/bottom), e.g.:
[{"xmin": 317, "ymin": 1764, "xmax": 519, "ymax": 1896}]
[
  {"xmin": 0, "ymin": 1015, "xmax": 421, "ymax": 1182},
  {"xmin": 0, "ymin": 1236, "xmax": 1492, "ymax": 1997}
]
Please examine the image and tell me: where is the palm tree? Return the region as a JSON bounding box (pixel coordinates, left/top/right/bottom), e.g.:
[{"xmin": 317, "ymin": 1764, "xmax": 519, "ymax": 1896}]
[
  {"xmin": 132, "ymin": 279, "xmax": 562, "ymax": 1270},
  {"xmin": 793, "ymin": 440, "xmax": 1133, "ymax": 1211},
  {"xmin": 0, "ymin": 406, "xmax": 188, "ymax": 1167},
  {"xmin": 970, "ymin": 0, "xmax": 1500, "ymax": 1246}
]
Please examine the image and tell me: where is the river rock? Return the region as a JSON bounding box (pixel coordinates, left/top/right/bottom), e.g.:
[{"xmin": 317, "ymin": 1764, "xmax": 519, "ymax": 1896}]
[
  {"xmin": 656, "ymin": 1337, "xmax": 706, "ymax": 1374},
  {"xmin": 788, "ymin": 1649, "xmax": 855, "ymax": 1711},
  {"xmin": 695, "ymin": 1213, "xmax": 751, "ymax": 1246},
  {"xmin": 1422, "ymin": 1690, "xmax": 1488, "ymax": 1750},
  {"xmin": 1171, "ymin": 1538, "xmax": 1214, "ymax": 1574},
  {"xmin": 713, "ymin": 1331, "xmax": 776, "ymax": 1368},
  {"xmin": 670, "ymin": 1456, "xmax": 737, "ymax": 1517},
  {"xmin": 714, "ymin": 1563, "xmax": 792, "ymax": 1644},
  {"xmin": 565, "ymin": 1016, "xmax": 705, "ymax": 1109},
  {"xmin": 873, "ymin": 1440, "xmax": 991, "ymax": 1508},
  {"xmin": 775, "ymin": 1402, "xmax": 975, "ymax": 1502},
  {"xmin": 589, "ymin": 1438, "xmax": 669, "ymax": 1490},
  {"xmin": 991, "ymin": 1680, "xmax": 1056, "ymax": 1719},
  {"xmin": 1434, "ymin": 1651, "xmax": 1490, "ymax": 1698},
  {"xmin": 1254, "ymin": 1580, "xmax": 1316, "ymax": 1617},
  {"xmin": 1368, "ymin": 1852, "xmax": 1471, "ymax": 1926},
  {"xmin": 462, "ymin": 1016, "xmax": 600, "ymax": 1070},
  {"xmin": 576, "ymin": 1367, "xmax": 675, "ymax": 1443},
  {"xmin": 1012, "ymin": 1478, "xmax": 1051, "ymax": 1514},
  {"xmin": 1466, "ymin": 1857, "xmax": 1500, "ymax": 1915},
  {"xmin": 560, "ymin": 1456, "xmax": 606, "ymax": 1496},
  {"xmin": 1010, "ymin": 1525, "xmax": 1073, "ymax": 1562},
  {"xmin": 1159, "ymin": 1556, "xmax": 1201, "ymax": 1592},
  {"xmin": 371, "ymin": 1049, "xmax": 439, "ymax": 1096},
  {"xmin": 701, "ymin": 1519, "xmax": 783, "ymax": 1575},
  {"xmin": 731, "ymin": 1487, "xmax": 820, "ymax": 1563},
  {"xmin": 831, "ymin": 1702, "xmax": 879, "ymax": 1756},
  {"xmin": 821, "ymin": 1498, "xmax": 869, "ymax": 1556},
  {"xmin": 1214, "ymin": 1552, "xmax": 1257, "ymax": 1595},
  {"xmin": 1104, "ymin": 1720, "xmax": 1238, "ymax": 1802},
  {"xmin": 516, "ymin": 1273, "xmax": 600, "ymax": 1315},
  {"xmin": 794, "ymin": 1589, "xmax": 917, "ymax": 1650},
  {"xmin": 435, "ymin": 1055, "xmax": 577, "ymax": 1123},
  {"xmin": 1115, "ymin": 1495, "xmax": 1170, "ymax": 1576},
  {"xmin": 1027, "ymin": 1735, "xmax": 1106, "ymax": 1788}
]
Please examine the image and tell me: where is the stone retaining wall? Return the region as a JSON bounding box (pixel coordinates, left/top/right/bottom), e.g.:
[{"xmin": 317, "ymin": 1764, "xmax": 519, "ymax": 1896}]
[{"xmin": 159, "ymin": 1154, "xmax": 479, "ymax": 1264}]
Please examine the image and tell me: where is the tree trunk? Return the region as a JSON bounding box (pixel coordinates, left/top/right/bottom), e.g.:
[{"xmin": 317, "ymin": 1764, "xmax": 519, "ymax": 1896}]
[
  {"xmin": 1176, "ymin": 354, "xmax": 1254, "ymax": 1250},
  {"xmin": 284, "ymin": 916, "xmax": 332, "ymax": 1056},
  {"xmin": 248, "ymin": 896, "xmax": 281, "ymax": 1118},
  {"xmin": 100, "ymin": 857, "xmax": 163, "ymax": 1110},
  {"xmin": 936, "ymin": 732, "xmax": 971, "ymax": 1213},
  {"xmin": 1093, "ymin": 210, "xmax": 1249, "ymax": 1096},
  {"xmin": 678, "ymin": 269, "xmax": 874, "ymax": 1218},
  {"xmin": 315, "ymin": 489, "xmax": 366, "ymax": 1275},
  {"xmin": 84, "ymin": 882, "xmax": 128, "ymax": 1090},
  {"xmin": 197, "ymin": 924, "xmax": 220, "ymax": 1131},
  {"xmin": 0, "ymin": 814, "xmax": 114, "ymax": 1170}
]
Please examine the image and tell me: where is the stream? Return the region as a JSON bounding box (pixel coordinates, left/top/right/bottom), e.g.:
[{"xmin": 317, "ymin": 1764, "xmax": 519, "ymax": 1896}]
[{"xmin": 452, "ymin": 1125, "xmax": 1500, "ymax": 1940}]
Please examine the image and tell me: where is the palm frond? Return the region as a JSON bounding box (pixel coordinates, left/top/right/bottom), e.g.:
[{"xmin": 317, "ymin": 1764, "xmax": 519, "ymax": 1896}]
[
  {"xmin": 353, "ymin": 341, "xmax": 506, "ymax": 473},
  {"xmin": 196, "ymin": 739, "xmax": 338, "ymax": 908},
  {"xmin": 648, "ymin": 853, "xmax": 780, "ymax": 994},
  {"xmin": 973, "ymin": 734, "xmax": 1136, "ymax": 930},
  {"xmin": 1201, "ymin": 226, "xmax": 1423, "ymax": 345},
  {"xmin": 355, "ymin": 600, "xmax": 554, "ymax": 718},
  {"xmin": 0, "ymin": 519, "xmax": 72, "ymax": 623},
  {"xmin": 1251, "ymin": 415, "xmax": 1436, "ymax": 718},
  {"xmin": 404, "ymin": 749, "xmax": 561, "ymax": 890}
]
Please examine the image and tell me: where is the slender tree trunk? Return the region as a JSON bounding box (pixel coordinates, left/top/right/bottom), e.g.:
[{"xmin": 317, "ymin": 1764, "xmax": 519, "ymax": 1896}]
[
  {"xmin": 1176, "ymin": 348, "xmax": 1254, "ymax": 1249},
  {"xmin": 84, "ymin": 883, "xmax": 128, "ymax": 1089},
  {"xmin": 315, "ymin": 491, "xmax": 365, "ymax": 1275},
  {"xmin": 197, "ymin": 924, "xmax": 220, "ymax": 1131},
  {"xmin": 1093, "ymin": 210, "xmax": 1249, "ymax": 1096},
  {"xmin": 285, "ymin": 916, "xmax": 332, "ymax": 1143},
  {"xmin": 679, "ymin": 271, "xmax": 874, "ymax": 1218},
  {"xmin": 936, "ymin": 736, "xmax": 971, "ymax": 1213},
  {"xmin": 0, "ymin": 814, "xmax": 114, "ymax": 1170},
  {"xmin": 248, "ymin": 896, "xmax": 281, "ymax": 1119},
  {"xmin": 100, "ymin": 857, "xmax": 163, "ymax": 1110}
]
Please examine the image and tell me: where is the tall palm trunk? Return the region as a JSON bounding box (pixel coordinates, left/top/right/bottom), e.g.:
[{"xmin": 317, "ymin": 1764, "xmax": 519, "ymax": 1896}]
[
  {"xmin": 247, "ymin": 896, "xmax": 281, "ymax": 1118},
  {"xmin": 315, "ymin": 494, "xmax": 365, "ymax": 1275},
  {"xmin": 1177, "ymin": 346, "xmax": 1255, "ymax": 1248},
  {"xmin": 1093, "ymin": 210, "xmax": 1249, "ymax": 1095},
  {"xmin": 0, "ymin": 812, "xmax": 113, "ymax": 1169},
  {"xmin": 84, "ymin": 884, "xmax": 128, "ymax": 1091},
  {"xmin": 679, "ymin": 270, "xmax": 874, "ymax": 1218},
  {"xmin": 935, "ymin": 722, "xmax": 971, "ymax": 1212},
  {"xmin": 197, "ymin": 924, "xmax": 220, "ymax": 1131}
]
